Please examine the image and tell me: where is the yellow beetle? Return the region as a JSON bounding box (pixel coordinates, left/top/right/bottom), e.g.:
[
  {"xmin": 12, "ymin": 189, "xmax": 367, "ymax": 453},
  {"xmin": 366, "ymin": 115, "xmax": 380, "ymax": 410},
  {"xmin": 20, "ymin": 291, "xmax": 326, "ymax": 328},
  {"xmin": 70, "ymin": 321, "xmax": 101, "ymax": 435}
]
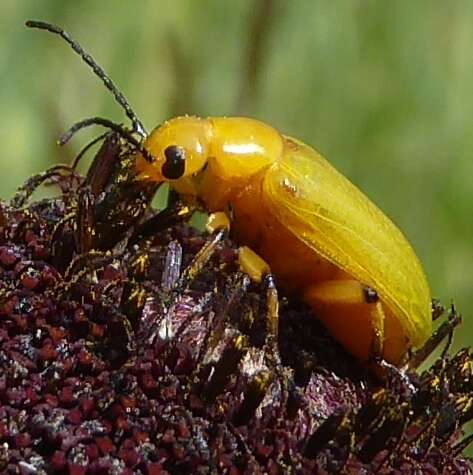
[
  {"xmin": 135, "ymin": 116, "xmax": 432, "ymax": 365},
  {"xmin": 26, "ymin": 21, "xmax": 432, "ymax": 365}
]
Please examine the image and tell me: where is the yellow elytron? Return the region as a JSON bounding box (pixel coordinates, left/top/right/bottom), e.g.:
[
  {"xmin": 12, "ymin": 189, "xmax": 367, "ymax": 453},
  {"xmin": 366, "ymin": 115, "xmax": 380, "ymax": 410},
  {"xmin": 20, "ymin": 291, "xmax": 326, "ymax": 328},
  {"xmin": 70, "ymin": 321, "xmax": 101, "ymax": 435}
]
[{"xmin": 136, "ymin": 116, "xmax": 432, "ymax": 364}]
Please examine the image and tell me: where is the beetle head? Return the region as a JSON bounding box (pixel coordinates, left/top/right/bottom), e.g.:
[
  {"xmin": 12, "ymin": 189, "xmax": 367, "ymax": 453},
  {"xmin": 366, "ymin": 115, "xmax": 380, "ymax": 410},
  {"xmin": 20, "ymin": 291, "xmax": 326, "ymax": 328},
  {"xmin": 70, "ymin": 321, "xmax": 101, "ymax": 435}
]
[{"xmin": 136, "ymin": 116, "xmax": 212, "ymax": 182}]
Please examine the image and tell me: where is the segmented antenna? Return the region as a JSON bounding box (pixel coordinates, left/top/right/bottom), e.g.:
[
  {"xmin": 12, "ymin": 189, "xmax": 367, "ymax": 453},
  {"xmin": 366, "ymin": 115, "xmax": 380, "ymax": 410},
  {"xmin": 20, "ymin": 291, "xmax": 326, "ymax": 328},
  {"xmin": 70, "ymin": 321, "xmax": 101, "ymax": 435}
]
[
  {"xmin": 25, "ymin": 20, "xmax": 147, "ymax": 138},
  {"xmin": 59, "ymin": 117, "xmax": 154, "ymax": 162}
]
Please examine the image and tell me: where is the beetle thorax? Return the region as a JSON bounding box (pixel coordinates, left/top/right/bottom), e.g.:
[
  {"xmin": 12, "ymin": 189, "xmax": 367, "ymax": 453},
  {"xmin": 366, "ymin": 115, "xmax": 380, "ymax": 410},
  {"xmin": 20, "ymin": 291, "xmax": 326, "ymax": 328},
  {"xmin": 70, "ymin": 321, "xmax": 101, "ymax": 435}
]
[
  {"xmin": 139, "ymin": 116, "xmax": 284, "ymax": 211},
  {"xmin": 175, "ymin": 117, "xmax": 284, "ymax": 211}
]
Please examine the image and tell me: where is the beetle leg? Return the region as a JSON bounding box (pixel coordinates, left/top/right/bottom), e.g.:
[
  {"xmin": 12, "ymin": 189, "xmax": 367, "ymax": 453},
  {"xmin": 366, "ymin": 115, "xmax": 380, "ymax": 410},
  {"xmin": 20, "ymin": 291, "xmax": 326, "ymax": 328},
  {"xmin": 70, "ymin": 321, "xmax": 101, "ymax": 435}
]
[
  {"xmin": 238, "ymin": 246, "xmax": 271, "ymax": 284},
  {"xmin": 206, "ymin": 212, "xmax": 272, "ymax": 284},
  {"xmin": 128, "ymin": 203, "xmax": 192, "ymax": 246},
  {"xmin": 263, "ymin": 274, "xmax": 280, "ymax": 363},
  {"xmin": 206, "ymin": 211, "xmax": 231, "ymax": 234},
  {"xmin": 261, "ymin": 275, "xmax": 299, "ymax": 416},
  {"xmin": 306, "ymin": 278, "xmax": 414, "ymax": 392},
  {"xmin": 369, "ymin": 297, "xmax": 386, "ymax": 358},
  {"xmin": 303, "ymin": 280, "xmax": 406, "ymax": 363},
  {"xmin": 177, "ymin": 228, "xmax": 227, "ymax": 289}
]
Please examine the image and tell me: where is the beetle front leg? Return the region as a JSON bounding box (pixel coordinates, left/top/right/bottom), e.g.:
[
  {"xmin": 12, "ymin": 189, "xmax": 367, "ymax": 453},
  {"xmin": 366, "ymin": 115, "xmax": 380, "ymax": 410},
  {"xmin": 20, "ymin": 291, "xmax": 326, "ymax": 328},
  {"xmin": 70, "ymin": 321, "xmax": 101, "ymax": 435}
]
[{"xmin": 165, "ymin": 210, "xmax": 230, "ymax": 288}]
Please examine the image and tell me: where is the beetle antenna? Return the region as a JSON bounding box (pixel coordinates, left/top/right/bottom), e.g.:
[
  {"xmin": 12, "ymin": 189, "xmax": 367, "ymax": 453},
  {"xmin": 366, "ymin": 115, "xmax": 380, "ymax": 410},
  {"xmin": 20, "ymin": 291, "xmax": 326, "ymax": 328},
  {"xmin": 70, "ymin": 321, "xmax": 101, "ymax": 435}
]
[
  {"xmin": 59, "ymin": 117, "xmax": 154, "ymax": 163},
  {"xmin": 25, "ymin": 20, "xmax": 147, "ymax": 138},
  {"xmin": 71, "ymin": 132, "xmax": 108, "ymax": 170}
]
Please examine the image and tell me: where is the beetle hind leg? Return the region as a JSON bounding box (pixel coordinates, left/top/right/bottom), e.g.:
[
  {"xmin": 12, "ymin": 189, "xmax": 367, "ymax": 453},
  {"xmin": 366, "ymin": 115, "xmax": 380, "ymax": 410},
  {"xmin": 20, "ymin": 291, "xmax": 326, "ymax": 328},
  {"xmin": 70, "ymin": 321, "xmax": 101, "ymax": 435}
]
[
  {"xmin": 369, "ymin": 294, "xmax": 385, "ymax": 358},
  {"xmin": 303, "ymin": 279, "xmax": 406, "ymax": 364},
  {"xmin": 365, "ymin": 292, "xmax": 416, "ymax": 394},
  {"xmin": 304, "ymin": 279, "xmax": 416, "ymax": 391}
]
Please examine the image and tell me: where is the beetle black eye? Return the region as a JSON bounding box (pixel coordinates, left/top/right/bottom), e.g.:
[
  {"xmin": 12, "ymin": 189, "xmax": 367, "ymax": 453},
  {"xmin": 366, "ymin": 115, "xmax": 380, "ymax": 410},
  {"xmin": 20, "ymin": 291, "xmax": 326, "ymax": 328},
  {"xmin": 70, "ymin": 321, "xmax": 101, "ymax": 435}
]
[{"xmin": 162, "ymin": 145, "xmax": 186, "ymax": 179}]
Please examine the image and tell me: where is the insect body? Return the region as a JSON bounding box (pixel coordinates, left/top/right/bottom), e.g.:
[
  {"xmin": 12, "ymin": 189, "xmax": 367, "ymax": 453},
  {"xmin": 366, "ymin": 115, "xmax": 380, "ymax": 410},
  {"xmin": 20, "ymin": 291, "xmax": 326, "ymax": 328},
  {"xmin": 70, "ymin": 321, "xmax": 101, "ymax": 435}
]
[
  {"xmin": 136, "ymin": 116, "xmax": 432, "ymax": 364},
  {"xmin": 26, "ymin": 20, "xmax": 432, "ymax": 365}
]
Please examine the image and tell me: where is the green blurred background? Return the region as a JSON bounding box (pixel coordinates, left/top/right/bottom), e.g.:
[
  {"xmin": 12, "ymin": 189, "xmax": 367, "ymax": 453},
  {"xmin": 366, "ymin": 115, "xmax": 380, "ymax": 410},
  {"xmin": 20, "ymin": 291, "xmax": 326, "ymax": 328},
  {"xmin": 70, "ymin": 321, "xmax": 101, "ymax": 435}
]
[{"xmin": 0, "ymin": 0, "xmax": 472, "ymax": 442}]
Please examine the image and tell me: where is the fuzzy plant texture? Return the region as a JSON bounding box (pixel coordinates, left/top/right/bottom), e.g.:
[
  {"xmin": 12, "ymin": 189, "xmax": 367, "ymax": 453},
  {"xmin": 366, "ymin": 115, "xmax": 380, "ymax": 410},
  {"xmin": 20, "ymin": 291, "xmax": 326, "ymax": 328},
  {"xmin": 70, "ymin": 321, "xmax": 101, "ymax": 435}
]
[{"xmin": 0, "ymin": 133, "xmax": 471, "ymax": 474}]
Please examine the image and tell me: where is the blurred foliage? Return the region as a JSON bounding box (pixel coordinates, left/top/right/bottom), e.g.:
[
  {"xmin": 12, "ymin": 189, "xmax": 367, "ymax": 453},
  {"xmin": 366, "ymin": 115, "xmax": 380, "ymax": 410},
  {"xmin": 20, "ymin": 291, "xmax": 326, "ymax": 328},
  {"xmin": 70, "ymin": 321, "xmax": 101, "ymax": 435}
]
[{"xmin": 0, "ymin": 0, "xmax": 472, "ymax": 440}]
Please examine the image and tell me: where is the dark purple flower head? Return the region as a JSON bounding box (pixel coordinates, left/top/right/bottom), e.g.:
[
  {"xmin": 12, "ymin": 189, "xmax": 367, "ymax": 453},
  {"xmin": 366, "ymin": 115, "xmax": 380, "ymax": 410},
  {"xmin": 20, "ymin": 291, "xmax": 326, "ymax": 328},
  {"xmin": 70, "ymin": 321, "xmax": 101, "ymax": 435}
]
[{"xmin": 0, "ymin": 134, "xmax": 471, "ymax": 474}]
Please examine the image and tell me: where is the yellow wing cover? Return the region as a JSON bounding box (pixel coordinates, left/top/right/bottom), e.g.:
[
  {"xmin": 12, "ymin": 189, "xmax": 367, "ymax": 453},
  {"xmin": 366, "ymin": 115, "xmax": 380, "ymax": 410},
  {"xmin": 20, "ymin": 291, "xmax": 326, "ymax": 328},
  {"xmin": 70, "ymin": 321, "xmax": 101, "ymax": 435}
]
[{"xmin": 263, "ymin": 138, "xmax": 431, "ymax": 347}]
